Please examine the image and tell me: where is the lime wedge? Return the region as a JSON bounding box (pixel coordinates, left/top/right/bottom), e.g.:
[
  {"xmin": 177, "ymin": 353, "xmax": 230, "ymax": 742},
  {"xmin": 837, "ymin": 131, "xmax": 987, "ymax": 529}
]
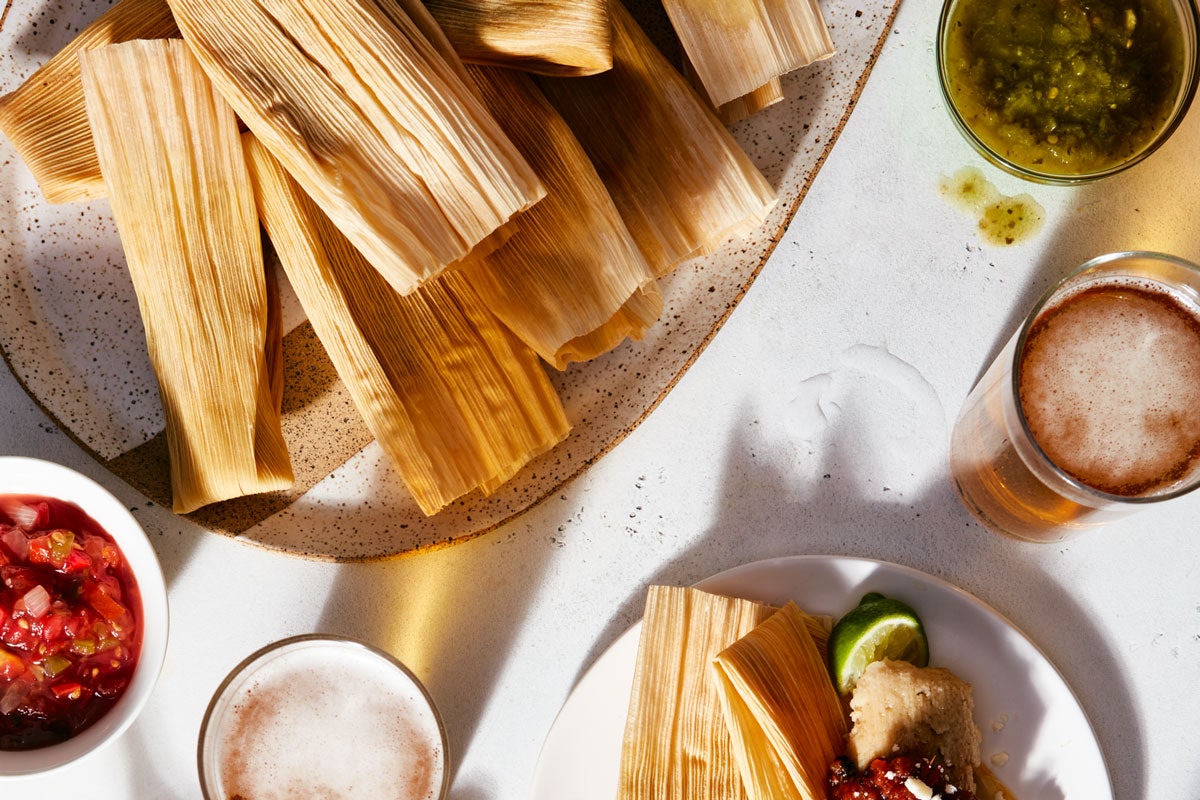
[{"xmin": 829, "ymin": 592, "xmax": 929, "ymax": 695}]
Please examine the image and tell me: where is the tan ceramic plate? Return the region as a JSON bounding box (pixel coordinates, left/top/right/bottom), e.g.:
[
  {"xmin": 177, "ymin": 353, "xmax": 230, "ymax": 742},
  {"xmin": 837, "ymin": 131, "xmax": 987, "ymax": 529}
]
[{"xmin": 0, "ymin": 0, "xmax": 900, "ymax": 560}]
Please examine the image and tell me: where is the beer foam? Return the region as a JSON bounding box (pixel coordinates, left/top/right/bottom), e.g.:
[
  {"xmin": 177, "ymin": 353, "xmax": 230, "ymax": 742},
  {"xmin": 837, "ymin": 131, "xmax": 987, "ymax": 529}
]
[
  {"xmin": 1018, "ymin": 279, "xmax": 1200, "ymax": 496},
  {"xmin": 211, "ymin": 641, "xmax": 444, "ymax": 800}
]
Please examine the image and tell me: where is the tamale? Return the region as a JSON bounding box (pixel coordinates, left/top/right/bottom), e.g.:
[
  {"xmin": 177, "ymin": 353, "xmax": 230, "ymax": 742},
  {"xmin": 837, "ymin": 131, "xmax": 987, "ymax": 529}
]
[
  {"xmin": 975, "ymin": 765, "xmax": 1018, "ymax": 800},
  {"xmin": 536, "ymin": 2, "xmax": 778, "ymax": 277},
  {"xmin": 711, "ymin": 602, "xmax": 849, "ymax": 800},
  {"xmin": 244, "ymin": 136, "xmax": 570, "ymax": 516},
  {"xmin": 618, "ymin": 586, "xmax": 777, "ymax": 800},
  {"xmin": 424, "ymin": 0, "xmax": 612, "ymax": 76},
  {"xmin": 167, "ymin": 0, "xmax": 545, "ymax": 296},
  {"xmin": 0, "ymin": 0, "xmax": 180, "ymax": 204},
  {"xmin": 458, "ymin": 65, "xmax": 661, "ymax": 369},
  {"xmin": 553, "ymin": 291, "xmax": 663, "ymax": 368},
  {"xmin": 685, "ymin": 57, "xmax": 784, "ymax": 125},
  {"xmin": 382, "ymin": 0, "xmax": 474, "ymax": 87},
  {"xmin": 736, "ymin": 80, "xmax": 784, "ymax": 120},
  {"xmin": 716, "ymin": 79, "xmax": 784, "ymax": 126},
  {"xmin": 662, "ymin": 0, "xmax": 834, "ymax": 108},
  {"xmin": 78, "ymin": 40, "xmax": 292, "ymax": 514}
]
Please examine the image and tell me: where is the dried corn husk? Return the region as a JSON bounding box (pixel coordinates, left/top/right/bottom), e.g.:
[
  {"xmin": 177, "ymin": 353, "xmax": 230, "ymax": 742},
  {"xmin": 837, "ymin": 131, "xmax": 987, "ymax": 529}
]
[
  {"xmin": 716, "ymin": 79, "xmax": 784, "ymax": 125},
  {"xmin": 711, "ymin": 602, "xmax": 849, "ymax": 800},
  {"xmin": 167, "ymin": 0, "xmax": 545, "ymax": 296},
  {"xmin": 424, "ymin": 0, "xmax": 612, "ymax": 76},
  {"xmin": 662, "ymin": 0, "xmax": 834, "ymax": 108},
  {"xmin": 244, "ymin": 136, "xmax": 570, "ymax": 516},
  {"xmin": 975, "ymin": 765, "xmax": 1018, "ymax": 800},
  {"xmin": 0, "ymin": 0, "xmax": 180, "ymax": 203},
  {"xmin": 459, "ymin": 65, "xmax": 661, "ymax": 368},
  {"xmin": 382, "ymin": 0, "xmax": 474, "ymax": 86},
  {"xmin": 78, "ymin": 39, "xmax": 292, "ymax": 513},
  {"xmin": 537, "ymin": 1, "xmax": 778, "ymax": 277},
  {"xmin": 554, "ymin": 290, "xmax": 663, "ymax": 368},
  {"xmin": 685, "ymin": 55, "xmax": 784, "ymax": 125},
  {"xmin": 618, "ymin": 586, "xmax": 777, "ymax": 800}
]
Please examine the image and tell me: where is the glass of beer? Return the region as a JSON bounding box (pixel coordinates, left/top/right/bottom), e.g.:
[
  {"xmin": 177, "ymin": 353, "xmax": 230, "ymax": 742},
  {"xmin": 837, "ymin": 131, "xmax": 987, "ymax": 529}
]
[
  {"xmin": 950, "ymin": 251, "xmax": 1200, "ymax": 542},
  {"xmin": 198, "ymin": 635, "xmax": 449, "ymax": 800}
]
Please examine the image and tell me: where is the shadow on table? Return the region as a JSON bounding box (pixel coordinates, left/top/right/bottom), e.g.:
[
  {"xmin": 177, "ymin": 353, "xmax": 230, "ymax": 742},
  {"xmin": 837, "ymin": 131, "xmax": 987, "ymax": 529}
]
[
  {"xmin": 569, "ymin": 396, "xmax": 1144, "ymax": 799},
  {"xmin": 309, "ymin": 457, "xmax": 565, "ymax": 797}
]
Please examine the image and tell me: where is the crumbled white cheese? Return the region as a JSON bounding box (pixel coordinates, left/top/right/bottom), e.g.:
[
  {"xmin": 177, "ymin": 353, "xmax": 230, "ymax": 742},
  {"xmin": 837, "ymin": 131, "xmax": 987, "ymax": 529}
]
[
  {"xmin": 990, "ymin": 752, "xmax": 1010, "ymax": 767},
  {"xmin": 945, "ymin": 784, "xmax": 957, "ymax": 795},
  {"xmin": 905, "ymin": 776, "xmax": 934, "ymax": 800}
]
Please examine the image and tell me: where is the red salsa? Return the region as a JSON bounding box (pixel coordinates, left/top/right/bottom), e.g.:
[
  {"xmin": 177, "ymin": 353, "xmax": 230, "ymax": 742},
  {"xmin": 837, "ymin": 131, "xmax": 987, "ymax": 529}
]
[
  {"xmin": 827, "ymin": 754, "xmax": 977, "ymax": 800},
  {"xmin": 0, "ymin": 495, "xmax": 142, "ymax": 749}
]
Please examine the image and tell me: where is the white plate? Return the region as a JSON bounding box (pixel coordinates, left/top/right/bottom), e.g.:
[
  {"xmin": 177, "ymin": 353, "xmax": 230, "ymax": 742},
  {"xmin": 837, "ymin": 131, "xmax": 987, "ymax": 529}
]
[{"xmin": 531, "ymin": 556, "xmax": 1112, "ymax": 800}]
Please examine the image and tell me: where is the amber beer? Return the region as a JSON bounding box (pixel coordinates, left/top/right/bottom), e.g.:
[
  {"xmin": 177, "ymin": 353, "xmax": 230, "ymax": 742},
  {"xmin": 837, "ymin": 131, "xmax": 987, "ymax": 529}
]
[{"xmin": 950, "ymin": 252, "xmax": 1200, "ymax": 541}]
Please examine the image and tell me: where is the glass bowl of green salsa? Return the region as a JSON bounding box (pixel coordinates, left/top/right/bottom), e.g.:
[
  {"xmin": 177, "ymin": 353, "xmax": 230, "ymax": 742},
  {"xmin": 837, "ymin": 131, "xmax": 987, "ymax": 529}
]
[{"xmin": 937, "ymin": 0, "xmax": 1199, "ymax": 182}]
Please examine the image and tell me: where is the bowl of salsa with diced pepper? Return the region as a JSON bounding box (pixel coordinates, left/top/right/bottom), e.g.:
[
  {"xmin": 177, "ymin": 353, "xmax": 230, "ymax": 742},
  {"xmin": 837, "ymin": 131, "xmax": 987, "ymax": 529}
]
[
  {"xmin": 937, "ymin": 0, "xmax": 1199, "ymax": 182},
  {"xmin": 0, "ymin": 458, "xmax": 167, "ymax": 776}
]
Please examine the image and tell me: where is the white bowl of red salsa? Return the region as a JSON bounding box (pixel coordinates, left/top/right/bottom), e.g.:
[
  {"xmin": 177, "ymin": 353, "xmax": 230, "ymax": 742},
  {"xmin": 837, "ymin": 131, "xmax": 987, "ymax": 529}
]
[{"xmin": 0, "ymin": 457, "xmax": 167, "ymax": 776}]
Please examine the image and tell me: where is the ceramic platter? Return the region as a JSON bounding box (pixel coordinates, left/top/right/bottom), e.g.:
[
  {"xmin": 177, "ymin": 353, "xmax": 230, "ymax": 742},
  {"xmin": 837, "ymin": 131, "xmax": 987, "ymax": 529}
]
[
  {"xmin": 532, "ymin": 556, "xmax": 1114, "ymax": 800},
  {"xmin": 0, "ymin": 0, "xmax": 901, "ymax": 559}
]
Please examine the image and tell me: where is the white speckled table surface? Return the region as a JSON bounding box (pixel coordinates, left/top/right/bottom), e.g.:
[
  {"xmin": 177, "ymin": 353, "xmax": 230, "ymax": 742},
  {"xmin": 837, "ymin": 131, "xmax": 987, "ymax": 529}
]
[{"xmin": 4, "ymin": 0, "xmax": 1200, "ymax": 796}]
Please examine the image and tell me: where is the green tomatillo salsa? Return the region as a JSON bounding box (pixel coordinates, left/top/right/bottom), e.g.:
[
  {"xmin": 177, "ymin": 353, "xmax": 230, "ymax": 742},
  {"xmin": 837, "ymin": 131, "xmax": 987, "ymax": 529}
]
[{"xmin": 941, "ymin": 0, "xmax": 1189, "ymax": 177}]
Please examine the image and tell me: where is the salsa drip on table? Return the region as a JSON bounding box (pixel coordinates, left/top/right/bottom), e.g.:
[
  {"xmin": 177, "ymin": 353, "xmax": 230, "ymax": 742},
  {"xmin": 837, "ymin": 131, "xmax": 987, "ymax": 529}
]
[
  {"xmin": 0, "ymin": 495, "xmax": 142, "ymax": 749},
  {"xmin": 827, "ymin": 754, "xmax": 978, "ymax": 800}
]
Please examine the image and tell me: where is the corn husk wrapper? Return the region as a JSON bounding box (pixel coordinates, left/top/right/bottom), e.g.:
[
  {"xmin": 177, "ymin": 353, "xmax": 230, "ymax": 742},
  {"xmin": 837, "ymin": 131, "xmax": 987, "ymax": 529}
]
[
  {"xmin": 424, "ymin": 0, "xmax": 612, "ymax": 76},
  {"xmin": 684, "ymin": 55, "xmax": 784, "ymax": 125},
  {"xmin": 662, "ymin": 0, "xmax": 834, "ymax": 108},
  {"xmin": 975, "ymin": 765, "xmax": 1018, "ymax": 800},
  {"xmin": 718, "ymin": 79, "xmax": 784, "ymax": 125},
  {"xmin": 0, "ymin": 0, "xmax": 180, "ymax": 204},
  {"xmin": 78, "ymin": 39, "xmax": 292, "ymax": 513},
  {"xmin": 167, "ymin": 0, "xmax": 545, "ymax": 296},
  {"xmin": 244, "ymin": 136, "xmax": 570, "ymax": 516},
  {"xmin": 383, "ymin": 0, "xmax": 475, "ymax": 86},
  {"xmin": 711, "ymin": 602, "xmax": 849, "ymax": 800},
  {"xmin": 618, "ymin": 585, "xmax": 777, "ymax": 800},
  {"xmin": 536, "ymin": 2, "xmax": 778, "ymax": 277},
  {"xmin": 459, "ymin": 65, "xmax": 661, "ymax": 369}
]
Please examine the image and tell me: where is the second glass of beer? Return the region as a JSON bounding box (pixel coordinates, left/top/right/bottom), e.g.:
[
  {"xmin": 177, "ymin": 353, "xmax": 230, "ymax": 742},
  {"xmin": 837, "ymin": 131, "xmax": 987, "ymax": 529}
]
[{"xmin": 950, "ymin": 251, "xmax": 1200, "ymax": 542}]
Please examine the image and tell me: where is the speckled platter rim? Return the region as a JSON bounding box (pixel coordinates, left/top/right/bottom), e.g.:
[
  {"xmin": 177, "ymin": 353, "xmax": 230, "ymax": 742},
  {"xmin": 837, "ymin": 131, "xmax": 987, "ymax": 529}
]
[{"xmin": 0, "ymin": 0, "xmax": 902, "ymax": 561}]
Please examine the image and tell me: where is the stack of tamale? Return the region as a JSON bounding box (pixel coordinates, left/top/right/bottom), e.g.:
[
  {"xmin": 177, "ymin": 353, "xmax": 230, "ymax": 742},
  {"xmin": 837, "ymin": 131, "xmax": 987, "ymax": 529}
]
[
  {"xmin": 618, "ymin": 587, "xmax": 848, "ymax": 800},
  {"xmin": 0, "ymin": 0, "xmax": 834, "ymax": 515}
]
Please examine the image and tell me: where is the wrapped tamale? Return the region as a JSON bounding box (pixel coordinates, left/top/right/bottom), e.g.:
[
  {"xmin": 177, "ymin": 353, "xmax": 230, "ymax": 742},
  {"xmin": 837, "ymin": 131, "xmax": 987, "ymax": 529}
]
[
  {"xmin": 78, "ymin": 39, "xmax": 292, "ymax": 513},
  {"xmin": 459, "ymin": 65, "xmax": 661, "ymax": 369},
  {"xmin": 662, "ymin": 0, "xmax": 834, "ymax": 108},
  {"xmin": 382, "ymin": 0, "xmax": 474, "ymax": 86},
  {"xmin": 714, "ymin": 79, "xmax": 784, "ymax": 126},
  {"xmin": 975, "ymin": 765, "xmax": 1018, "ymax": 800},
  {"xmin": 244, "ymin": 136, "xmax": 570, "ymax": 516},
  {"xmin": 536, "ymin": 2, "xmax": 778, "ymax": 277},
  {"xmin": 381, "ymin": 3, "xmax": 659, "ymax": 366},
  {"xmin": 684, "ymin": 55, "xmax": 784, "ymax": 125},
  {"xmin": 167, "ymin": 0, "xmax": 545, "ymax": 296},
  {"xmin": 711, "ymin": 602, "xmax": 848, "ymax": 800},
  {"xmin": 0, "ymin": 0, "xmax": 180, "ymax": 203},
  {"xmin": 618, "ymin": 586, "xmax": 777, "ymax": 800},
  {"xmin": 424, "ymin": 0, "xmax": 612, "ymax": 76}
]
